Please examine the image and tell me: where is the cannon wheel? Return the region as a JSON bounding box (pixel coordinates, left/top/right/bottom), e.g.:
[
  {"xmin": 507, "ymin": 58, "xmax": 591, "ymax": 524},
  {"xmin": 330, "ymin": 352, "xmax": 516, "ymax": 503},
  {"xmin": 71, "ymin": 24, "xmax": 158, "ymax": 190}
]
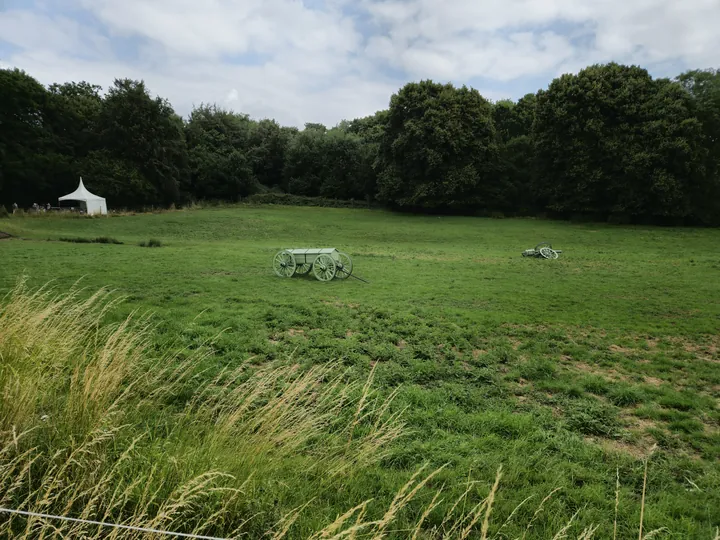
[
  {"xmin": 335, "ymin": 252, "xmax": 353, "ymax": 279},
  {"xmin": 313, "ymin": 254, "xmax": 337, "ymax": 281},
  {"xmin": 273, "ymin": 250, "xmax": 297, "ymax": 277},
  {"xmin": 295, "ymin": 263, "xmax": 312, "ymax": 275},
  {"xmin": 539, "ymin": 247, "xmax": 558, "ymax": 260},
  {"xmin": 535, "ymin": 241, "xmax": 553, "ymax": 251}
]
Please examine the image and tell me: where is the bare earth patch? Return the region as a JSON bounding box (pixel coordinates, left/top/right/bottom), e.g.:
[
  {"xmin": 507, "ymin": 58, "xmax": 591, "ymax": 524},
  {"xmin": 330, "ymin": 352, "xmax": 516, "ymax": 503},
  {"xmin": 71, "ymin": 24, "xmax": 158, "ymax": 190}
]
[
  {"xmin": 609, "ymin": 344, "xmax": 635, "ymax": 354},
  {"xmin": 572, "ymin": 361, "xmax": 627, "ymax": 381},
  {"xmin": 586, "ymin": 436, "xmax": 653, "ymax": 459}
]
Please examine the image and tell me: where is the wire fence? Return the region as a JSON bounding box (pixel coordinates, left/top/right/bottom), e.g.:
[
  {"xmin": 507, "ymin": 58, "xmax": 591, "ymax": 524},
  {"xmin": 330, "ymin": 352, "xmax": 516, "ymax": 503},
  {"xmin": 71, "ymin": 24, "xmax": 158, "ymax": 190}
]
[{"xmin": 0, "ymin": 507, "xmax": 232, "ymax": 539}]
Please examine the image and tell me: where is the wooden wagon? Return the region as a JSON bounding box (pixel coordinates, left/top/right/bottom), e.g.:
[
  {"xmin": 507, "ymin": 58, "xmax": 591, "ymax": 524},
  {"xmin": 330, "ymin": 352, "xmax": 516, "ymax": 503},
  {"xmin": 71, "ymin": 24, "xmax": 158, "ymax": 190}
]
[{"xmin": 273, "ymin": 248, "xmax": 353, "ymax": 281}]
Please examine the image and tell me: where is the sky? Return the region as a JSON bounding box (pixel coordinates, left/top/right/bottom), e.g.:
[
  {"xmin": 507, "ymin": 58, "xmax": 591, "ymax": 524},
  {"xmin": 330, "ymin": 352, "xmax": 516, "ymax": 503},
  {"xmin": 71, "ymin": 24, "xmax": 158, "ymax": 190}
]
[{"xmin": 1, "ymin": 0, "xmax": 719, "ymax": 127}]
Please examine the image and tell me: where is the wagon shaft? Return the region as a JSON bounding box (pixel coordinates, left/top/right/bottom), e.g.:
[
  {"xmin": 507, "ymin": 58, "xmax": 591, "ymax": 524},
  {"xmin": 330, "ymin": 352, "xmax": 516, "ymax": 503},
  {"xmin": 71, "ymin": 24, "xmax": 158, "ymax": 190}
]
[{"xmin": 273, "ymin": 248, "xmax": 353, "ymax": 281}]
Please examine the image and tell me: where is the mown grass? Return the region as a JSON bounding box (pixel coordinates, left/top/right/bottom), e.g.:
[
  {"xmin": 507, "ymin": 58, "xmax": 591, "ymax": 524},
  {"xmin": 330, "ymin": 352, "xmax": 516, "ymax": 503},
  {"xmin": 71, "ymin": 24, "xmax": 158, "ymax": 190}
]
[{"xmin": 1, "ymin": 206, "xmax": 719, "ymax": 537}]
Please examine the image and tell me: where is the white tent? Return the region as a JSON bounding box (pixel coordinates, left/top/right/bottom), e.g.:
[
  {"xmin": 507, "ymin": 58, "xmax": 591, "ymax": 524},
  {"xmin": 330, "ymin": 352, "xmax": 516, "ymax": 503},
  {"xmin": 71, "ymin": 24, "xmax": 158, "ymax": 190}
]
[{"xmin": 58, "ymin": 178, "xmax": 107, "ymax": 215}]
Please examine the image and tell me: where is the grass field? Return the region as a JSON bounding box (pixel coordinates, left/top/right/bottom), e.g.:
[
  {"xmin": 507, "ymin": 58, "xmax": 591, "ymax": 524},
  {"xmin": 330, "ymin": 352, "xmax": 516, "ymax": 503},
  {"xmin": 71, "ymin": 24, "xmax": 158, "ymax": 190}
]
[{"xmin": 1, "ymin": 206, "xmax": 719, "ymax": 538}]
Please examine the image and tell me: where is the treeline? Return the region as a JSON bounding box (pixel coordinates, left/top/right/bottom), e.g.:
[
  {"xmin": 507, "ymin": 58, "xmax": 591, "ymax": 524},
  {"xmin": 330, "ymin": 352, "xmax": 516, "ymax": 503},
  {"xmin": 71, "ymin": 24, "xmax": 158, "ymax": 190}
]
[{"xmin": 1, "ymin": 64, "xmax": 719, "ymax": 224}]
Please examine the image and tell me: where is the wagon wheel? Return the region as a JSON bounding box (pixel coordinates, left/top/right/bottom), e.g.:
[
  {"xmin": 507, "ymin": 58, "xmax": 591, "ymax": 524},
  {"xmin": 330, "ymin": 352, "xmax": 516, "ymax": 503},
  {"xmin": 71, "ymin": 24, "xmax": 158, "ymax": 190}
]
[
  {"xmin": 539, "ymin": 247, "xmax": 558, "ymax": 260},
  {"xmin": 334, "ymin": 252, "xmax": 353, "ymax": 279},
  {"xmin": 273, "ymin": 250, "xmax": 297, "ymax": 277},
  {"xmin": 313, "ymin": 254, "xmax": 337, "ymax": 281},
  {"xmin": 295, "ymin": 263, "xmax": 312, "ymax": 275}
]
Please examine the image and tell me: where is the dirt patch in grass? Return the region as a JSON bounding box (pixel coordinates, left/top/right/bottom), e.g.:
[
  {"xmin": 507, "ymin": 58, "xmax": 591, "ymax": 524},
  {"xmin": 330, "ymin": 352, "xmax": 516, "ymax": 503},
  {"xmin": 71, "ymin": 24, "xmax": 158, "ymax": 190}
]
[
  {"xmin": 628, "ymin": 417, "xmax": 661, "ymax": 432},
  {"xmin": 665, "ymin": 336, "xmax": 720, "ymax": 360},
  {"xmin": 396, "ymin": 339, "xmax": 407, "ymax": 350},
  {"xmin": 609, "ymin": 344, "xmax": 635, "ymax": 354},
  {"xmin": 620, "ymin": 413, "xmax": 663, "ymax": 438},
  {"xmin": 586, "ymin": 436, "xmax": 653, "ymax": 459},
  {"xmin": 287, "ymin": 328, "xmax": 306, "ymax": 337},
  {"xmin": 321, "ymin": 300, "xmax": 360, "ymax": 310},
  {"xmin": 572, "ymin": 362, "xmax": 627, "ymax": 381},
  {"xmin": 643, "ymin": 376, "xmax": 664, "ymax": 387},
  {"xmin": 508, "ymin": 337, "xmax": 522, "ymax": 350}
]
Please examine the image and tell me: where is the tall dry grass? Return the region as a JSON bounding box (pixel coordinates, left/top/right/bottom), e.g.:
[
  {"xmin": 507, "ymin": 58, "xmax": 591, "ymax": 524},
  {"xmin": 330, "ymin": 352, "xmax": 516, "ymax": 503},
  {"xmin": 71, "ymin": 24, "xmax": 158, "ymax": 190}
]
[{"xmin": 0, "ymin": 279, "xmax": 404, "ymax": 538}]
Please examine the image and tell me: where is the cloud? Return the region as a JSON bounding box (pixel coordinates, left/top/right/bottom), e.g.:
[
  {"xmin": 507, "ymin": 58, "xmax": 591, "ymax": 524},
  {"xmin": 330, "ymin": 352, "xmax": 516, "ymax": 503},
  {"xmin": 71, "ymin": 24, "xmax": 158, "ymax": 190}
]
[
  {"xmin": 225, "ymin": 89, "xmax": 239, "ymax": 104},
  {"xmin": 1, "ymin": 0, "xmax": 719, "ymax": 126}
]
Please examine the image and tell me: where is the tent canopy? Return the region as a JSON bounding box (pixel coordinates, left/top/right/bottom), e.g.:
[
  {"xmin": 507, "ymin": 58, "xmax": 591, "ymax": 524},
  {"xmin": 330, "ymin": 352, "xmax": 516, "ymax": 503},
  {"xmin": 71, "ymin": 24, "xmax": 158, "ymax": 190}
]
[{"xmin": 59, "ymin": 178, "xmax": 108, "ymax": 215}]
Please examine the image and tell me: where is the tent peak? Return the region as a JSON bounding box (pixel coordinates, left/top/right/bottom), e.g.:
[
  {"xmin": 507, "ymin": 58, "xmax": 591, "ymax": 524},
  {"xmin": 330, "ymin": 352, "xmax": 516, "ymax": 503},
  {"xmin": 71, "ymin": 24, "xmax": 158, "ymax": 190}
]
[{"xmin": 59, "ymin": 177, "xmax": 106, "ymax": 202}]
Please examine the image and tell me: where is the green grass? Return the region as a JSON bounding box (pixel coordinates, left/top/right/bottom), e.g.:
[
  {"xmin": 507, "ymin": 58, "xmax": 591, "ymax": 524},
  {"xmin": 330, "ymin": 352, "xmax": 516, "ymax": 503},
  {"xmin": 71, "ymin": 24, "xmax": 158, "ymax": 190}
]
[
  {"xmin": 1, "ymin": 206, "xmax": 719, "ymax": 538},
  {"xmin": 138, "ymin": 237, "xmax": 163, "ymax": 247}
]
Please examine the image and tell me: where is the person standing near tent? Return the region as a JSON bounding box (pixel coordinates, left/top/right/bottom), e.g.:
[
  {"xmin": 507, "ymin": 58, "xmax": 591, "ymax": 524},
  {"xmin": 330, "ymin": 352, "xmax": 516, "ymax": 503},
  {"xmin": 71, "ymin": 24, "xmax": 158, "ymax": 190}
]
[{"xmin": 12, "ymin": 203, "xmax": 18, "ymax": 214}]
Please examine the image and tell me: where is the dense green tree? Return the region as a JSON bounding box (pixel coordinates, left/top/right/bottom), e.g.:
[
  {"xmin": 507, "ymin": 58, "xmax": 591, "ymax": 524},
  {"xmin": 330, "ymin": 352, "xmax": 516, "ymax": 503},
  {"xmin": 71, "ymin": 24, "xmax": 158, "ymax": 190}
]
[
  {"xmin": 43, "ymin": 82, "xmax": 104, "ymax": 197},
  {"xmin": 319, "ymin": 130, "xmax": 366, "ymax": 200},
  {"xmin": 344, "ymin": 110, "xmax": 388, "ymax": 144},
  {"xmin": 283, "ymin": 128, "xmax": 326, "ymax": 196},
  {"xmin": 493, "ymin": 94, "xmax": 536, "ymax": 143},
  {"xmin": 677, "ymin": 69, "xmax": 720, "ymax": 224},
  {"xmin": 303, "ymin": 123, "xmax": 327, "ymax": 134},
  {"xmin": 248, "ymin": 119, "xmax": 292, "ymax": 189},
  {"xmin": 534, "ymin": 64, "xmax": 704, "ymax": 220},
  {"xmin": 46, "ymin": 82, "xmax": 102, "ymax": 158},
  {"xmin": 2, "ymin": 65, "xmax": 720, "ymax": 223},
  {"xmin": 185, "ymin": 105, "xmax": 256, "ymax": 201},
  {"xmin": 492, "ymin": 94, "xmax": 538, "ymax": 212},
  {"xmin": 376, "ymin": 81, "xmax": 498, "ymax": 210},
  {"xmin": 78, "ymin": 150, "xmax": 154, "ymax": 208},
  {"xmin": 0, "ymin": 69, "xmax": 51, "ymax": 206},
  {"xmin": 341, "ymin": 110, "xmax": 387, "ymax": 202},
  {"xmin": 98, "ymin": 79, "xmax": 189, "ymax": 206}
]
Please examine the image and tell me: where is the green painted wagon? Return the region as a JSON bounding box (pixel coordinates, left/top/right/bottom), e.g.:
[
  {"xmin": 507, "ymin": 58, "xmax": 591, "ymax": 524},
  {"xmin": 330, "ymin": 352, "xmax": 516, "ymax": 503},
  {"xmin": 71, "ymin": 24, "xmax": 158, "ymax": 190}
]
[
  {"xmin": 522, "ymin": 242, "xmax": 562, "ymax": 259},
  {"xmin": 273, "ymin": 248, "xmax": 353, "ymax": 281}
]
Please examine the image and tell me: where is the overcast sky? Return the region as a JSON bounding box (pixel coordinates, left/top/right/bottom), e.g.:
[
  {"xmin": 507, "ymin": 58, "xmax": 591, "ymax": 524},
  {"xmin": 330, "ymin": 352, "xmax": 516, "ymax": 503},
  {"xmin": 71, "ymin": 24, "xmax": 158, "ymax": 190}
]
[{"xmin": 1, "ymin": 0, "xmax": 719, "ymax": 127}]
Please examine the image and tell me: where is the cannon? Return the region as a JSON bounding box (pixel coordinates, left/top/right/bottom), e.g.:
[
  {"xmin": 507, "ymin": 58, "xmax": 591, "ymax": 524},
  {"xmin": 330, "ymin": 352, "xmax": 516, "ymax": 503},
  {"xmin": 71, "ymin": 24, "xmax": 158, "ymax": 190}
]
[
  {"xmin": 522, "ymin": 242, "xmax": 562, "ymax": 259},
  {"xmin": 273, "ymin": 248, "xmax": 353, "ymax": 281}
]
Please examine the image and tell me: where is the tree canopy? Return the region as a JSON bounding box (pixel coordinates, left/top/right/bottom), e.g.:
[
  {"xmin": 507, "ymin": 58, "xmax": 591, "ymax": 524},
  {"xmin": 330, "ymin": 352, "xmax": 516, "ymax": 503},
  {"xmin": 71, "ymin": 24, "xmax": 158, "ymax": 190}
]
[
  {"xmin": 1, "ymin": 64, "xmax": 719, "ymax": 225},
  {"xmin": 376, "ymin": 81, "xmax": 497, "ymax": 210}
]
